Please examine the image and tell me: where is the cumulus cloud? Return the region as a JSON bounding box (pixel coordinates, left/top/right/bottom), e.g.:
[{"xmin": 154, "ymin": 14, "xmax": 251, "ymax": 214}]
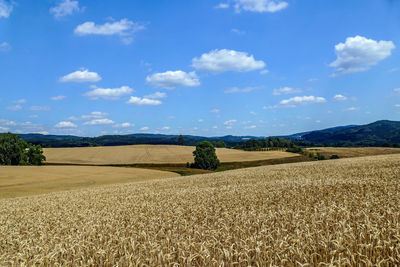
[
  {"xmin": 0, "ymin": 0, "xmax": 13, "ymax": 18},
  {"xmin": 50, "ymin": 0, "xmax": 82, "ymax": 18},
  {"xmin": 144, "ymin": 91, "xmax": 167, "ymax": 99},
  {"xmin": 113, "ymin": 122, "xmax": 134, "ymax": 128},
  {"xmin": 330, "ymin": 36, "xmax": 395, "ymax": 75},
  {"xmin": 81, "ymin": 111, "xmax": 108, "ymax": 120},
  {"xmin": 345, "ymin": 107, "xmax": 359, "ymax": 111},
  {"xmin": 0, "ymin": 41, "xmax": 11, "ymax": 52},
  {"xmin": 84, "ymin": 85, "xmax": 133, "ymax": 100},
  {"xmin": 231, "ymin": 0, "xmax": 288, "ymax": 13},
  {"xmin": 210, "ymin": 108, "xmax": 220, "ymax": 113},
  {"xmin": 0, "ymin": 126, "xmax": 9, "ymax": 131},
  {"xmin": 161, "ymin": 126, "xmax": 170, "ymax": 131},
  {"xmin": 280, "ymin": 96, "xmax": 326, "ymax": 106},
  {"xmin": 55, "ymin": 121, "xmax": 77, "ymax": 128},
  {"xmin": 272, "ymin": 87, "xmax": 302, "ymax": 95},
  {"xmin": 244, "ymin": 125, "xmax": 257, "ymax": 129},
  {"xmin": 7, "ymin": 105, "xmax": 22, "ymax": 111},
  {"xmin": 231, "ymin": 28, "xmax": 245, "ymax": 35},
  {"xmin": 126, "ymin": 96, "xmax": 162, "ymax": 106},
  {"xmin": 51, "ymin": 95, "xmax": 66, "ymax": 101},
  {"xmin": 192, "ymin": 49, "xmax": 265, "ymax": 73},
  {"xmin": 146, "ymin": 71, "xmax": 200, "ymax": 89},
  {"xmin": 333, "ymin": 94, "xmax": 348, "ymax": 101},
  {"xmin": 394, "ymin": 88, "xmax": 400, "ymax": 94},
  {"xmin": 224, "ymin": 119, "xmax": 237, "ymax": 126},
  {"xmin": 140, "ymin": 126, "xmax": 149, "ymax": 131},
  {"xmin": 84, "ymin": 118, "xmax": 115, "ymax": 125},
  {"xmin": 215, "ymin": 3, "xmax": 230, "ymax": 8},
  {"xmin": 60, "ymin": 68, "xmax": 101, "ymax": 83},
  {"xmin": 224, "ymin": 86, "xmax": 260, "ymax": 94},
  {"xmin": 30, "ymin": 106, "xmax": 51, "ymax": 111},
  {"xmin": 13, "ymin": 99, "xmax": 27, "ymax": 104},
  {"xmin": 74, "ymin": 18, "xmax": 145, "ymax": 44},
  {"xmin": 395, "ymin": 104, "xmax": 400, "ymax": 108}
]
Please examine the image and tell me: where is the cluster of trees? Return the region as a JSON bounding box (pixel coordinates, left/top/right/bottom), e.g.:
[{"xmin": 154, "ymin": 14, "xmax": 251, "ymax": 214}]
[
  {"xmin": 0, "ymin": 133, "xmax": 46, "ymax": 165},
  {"xmin": 235, "ymin": 137, "xmax": 301, "ymax": 152}
]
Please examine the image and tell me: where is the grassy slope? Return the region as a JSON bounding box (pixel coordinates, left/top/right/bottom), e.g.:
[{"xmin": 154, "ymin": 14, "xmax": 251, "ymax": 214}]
[{"xmin": 1, "ymin": 154, "xmax": 399, "ymax": 265}]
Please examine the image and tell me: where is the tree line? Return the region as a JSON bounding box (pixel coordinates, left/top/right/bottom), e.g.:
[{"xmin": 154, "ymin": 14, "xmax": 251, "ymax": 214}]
[{"xmin": 0, "ymin": 133, "xmax": 46, "ymax": 165}]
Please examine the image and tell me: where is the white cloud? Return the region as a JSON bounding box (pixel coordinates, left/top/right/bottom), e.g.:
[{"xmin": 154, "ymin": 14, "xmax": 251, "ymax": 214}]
[
  {"xmin": 259, "ymin": 69, "xmax": 269, "ymax": 75},
  {"xmin": 30, "ymin": 106, "xmax": 51, "ymax": 111},
  {"xmin": 213, "ymin": 125, "xmax": 218, "ymax": 129},
  {"xmin": 13, "ymin": 99, "xmax": 27, "ymax": 104},
  {"xmin": 0, "ymin": 119, "xmax": 17, "ymax": 126},
  {"xmin": 394, "ymin": 88, "xmax": 400, "ymax": 94},
  {"xmin": 51, "ymin": 95, "xmax": 66, "ymax": 101},
  {"xmin": 308, "ymin": 78, "xmax": 318, "ymax": 82},
  {"xmin": 198, "ymin": 119, "xmax": 204, "ymax": 123},
  {"xmin": 144, "ymin": 91, "xmax": 167, "ymax": 99},
  {"xmin": 0, "ymin": 41, "xmax": 11, "ymax": 52},
  {"xmin": 215, "ymin": 3, "xmax": 230, "ymax": 9},
  {"xmin": 224, "ymin": 119, "xmax": 237, "ymax": 126},
  {"xmin": 231, "ymin": 0, "xmax": 288, "ymax": 13},
  {"xmin": 7, "ymin": 105, "xmax": 22, "ymax": 111},
  {"xmin": 0, "ymin": 126, "xmax": 9, "ymax": 131},
  {"xmin": 244, "ymin": 125, "xmax": 256, "ymax": 129},
  {"xmin": 395, "ymin": 104, "xmax": 400, "ymax": 108},
  {"xmin": 161, "ymin": 126, "xmax": 170, "ymax": 131},
  {"xmin": 280, "ymin": 96, "xmax": 326, "ymax": 106},
  {"xmin": 60, "ymin": 68, "xmax": 101, "ymax": 83},
  {"xmin": 55, "ymin": 121, "xmax": 77, "ymax": 128},
  {"xmin": 0, "ymin": 0, "xmax": 13, "ymax": 18},
  {"xmin": 113, "ymin": 122, "xmax": 134, "ymax": 128},
  {"xmin": 140, "ymin": 126, "xmax": 149, "ymax": 131},
  {"xmin": 74, "ymin": 18, "xmax": 145, "ymax": 44},
  {"xmin": 50, "ymin": 0, "xmax": 82, "ymax": 18},
  {"xmin": 210, "ymin": 108, "xmax": 220, "ymax": 113},
  {"xmin": 345, "ymin": 107, "xmax": 359, "ymax": 111},
  {"xmin": 333, "ymin": 94, "xmax": 348, "ymax": 101},
  {"xmin": 224, "ymin": 86, "xmax": 260, "ymax": 94},
  {"xmin": 250, "ymin": 111, "xmax": 256, "ymax": 115},
  {"xmin": 146, "ymin": 70, "xmax": 200, "ymax": 89},
  {"xmin": 330, "ymin": 36, "xmax": 395, "ymax": 75},
  {"xmin": 81, "ymin": 111, "xmax": 108, "ymax": 120},
  {"xmin": 126, "ymin": 96, "xmax": 162, "ymax": 106},
  {"xmin": 85, "ymin": 85, "xmax": 133, "ymax": 100},
  {"xmin": 84, "ymin": 118, "xmax": 115, "ymax": 125},
  {"xmin": 272, "ymin": 87, "xmax": 302, "ymax": 95},
  {"xmin": 192, "ymin": 49, "xmax": 265, "ymax": 73},
  {"xmin": 231, "ymin": 28, "xmax": 245, "ymax": 35}
]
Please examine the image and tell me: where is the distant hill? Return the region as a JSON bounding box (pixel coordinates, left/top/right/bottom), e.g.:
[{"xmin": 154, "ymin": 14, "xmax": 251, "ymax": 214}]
[
  {"xmin": 295, "ymin": 120, "xmax": 400, "ymax": 146},
  {"xmin": 18, "ymin": 133, "xmax": 263, "ymax": 148},
  {"xmin": 17, "ymin": 120, "xmax": 400, "ymax": 148}
]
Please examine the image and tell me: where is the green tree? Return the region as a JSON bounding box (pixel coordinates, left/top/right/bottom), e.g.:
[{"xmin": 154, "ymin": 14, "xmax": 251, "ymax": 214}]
[
  {"xmin": 0, "ymin": 133, "xmax": 46, "ymax": 165},
  {"xmin": 177, "ymin": 135, "xmax": 184, "ymax": 145},
  {"xmin": 192, "ymin": 141, "xmax": 220, "ymax": 170},
  {"xmin": 0, "ymin": 133, "xmax": 27, "ymax": 165},
  {"xmin": 216, "ymin": 141, "xmax": 226, "ymax": 148}
]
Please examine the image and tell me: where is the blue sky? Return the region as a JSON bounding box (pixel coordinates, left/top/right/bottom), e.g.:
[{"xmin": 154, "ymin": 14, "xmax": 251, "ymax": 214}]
[{"xmin": 0, "ymin": 0, "xmax": 399, "ymax": 137}]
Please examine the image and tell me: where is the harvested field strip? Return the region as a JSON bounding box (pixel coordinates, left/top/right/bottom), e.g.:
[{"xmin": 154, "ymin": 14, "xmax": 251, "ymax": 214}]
[
  {"xmin": 1, "ymin": 154, "xmax": 399, "ymax": 265},
  {"xmin": 0, "ymin": 166, "xmax": 177, "ymax": 199},
  {"xmin": 44, "ymin": 144, "xmax": 297, "ymax": 165}
]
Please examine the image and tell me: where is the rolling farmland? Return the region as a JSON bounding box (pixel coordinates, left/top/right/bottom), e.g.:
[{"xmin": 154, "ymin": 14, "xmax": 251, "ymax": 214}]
[
  {"xmin": 44, "ymin": 145, "xmax": 297, "ymax": 165},
  {"xmin": 0, "ymin": 166, "xmax": 177, "ymax": 199},
  {"xmin": 1, "ymin": 154, "xmax": 399, "ymax": 265}
]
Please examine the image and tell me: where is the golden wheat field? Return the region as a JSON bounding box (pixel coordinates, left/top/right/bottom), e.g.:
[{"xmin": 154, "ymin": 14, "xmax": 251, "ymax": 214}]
[
  {"xmin": 43, "ymin": 144, "xmax": 297, "ymax": 165},
  {"xmin": 0, "ymin": 166, "xmax": 177, "ymax": 199},
  {"xmin": 1, "ymin": 154, "xmax": 399, "ymax": 265},
  {"xmin": 306, "ymin": 147, "xmax": 400, "ymax": 158}
]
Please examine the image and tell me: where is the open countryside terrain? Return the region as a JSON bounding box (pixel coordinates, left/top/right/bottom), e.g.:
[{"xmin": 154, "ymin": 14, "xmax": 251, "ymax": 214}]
[
  {"xmin": 1, "ymin": 154, "xmax": 399, "ymax": 265},
  {"xmin": 0, "ymin": 166, "xmax": 177, "ymax": 199},
  {"xmin": 306, "ymin": 146, "xmax": 400, "ymax": 158},
  {"xmin": 44, "ymin": 145, "xmax": 297, "ymax": 165}
]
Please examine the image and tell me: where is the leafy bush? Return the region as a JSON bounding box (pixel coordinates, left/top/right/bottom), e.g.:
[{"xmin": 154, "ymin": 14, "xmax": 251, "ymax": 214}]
[
  {"xmin": 286, "ymin": 146, "xmax": 303, "ymax": 154},
  {"xmin": 316, "ymin": 153, "xmax": 326, "ymax": 160},
  {"xmin": 330, "ymin": 155, "xmax": 340, "ymax": 159},
  {"xmin": 191, "ymin": 141, "xmax": 220, "ymax": 170}
]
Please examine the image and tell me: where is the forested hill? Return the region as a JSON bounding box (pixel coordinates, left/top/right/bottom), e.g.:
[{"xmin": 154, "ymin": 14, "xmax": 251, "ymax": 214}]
[
  {"xmin": 18, "ymin": 133, "xmax": 262, "ymax": 148},
  {"xmin": 297, "ymin": 120, "xmax": 400, "ymax": 146},
  {"xmin": 16, "ymin": 120, "xmax": 400, "ymax": 148}
]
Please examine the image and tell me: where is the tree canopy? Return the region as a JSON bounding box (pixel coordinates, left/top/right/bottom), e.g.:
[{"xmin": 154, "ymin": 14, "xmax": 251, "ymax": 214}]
[
  {"xmin": 192, "ymin": 141, "xmax": 220, "ymax": 170},
  {"xmin": 0, "ymin": 133, "xmax": 46, "ymax": 165}
]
